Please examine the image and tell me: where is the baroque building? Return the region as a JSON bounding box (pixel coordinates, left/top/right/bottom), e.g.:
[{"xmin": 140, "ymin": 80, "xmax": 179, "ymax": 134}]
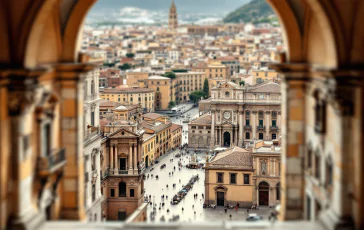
[
  {"xmin": 204, "ymin": 140, "xmax": 281, "ymax": 208},
  {"xmin": 188, "ymin": 81, "xmax": 281, "ymax": 149},
  {"xmin": 100, "ymin": 115, "xmax": 146, "ymax": 221}
]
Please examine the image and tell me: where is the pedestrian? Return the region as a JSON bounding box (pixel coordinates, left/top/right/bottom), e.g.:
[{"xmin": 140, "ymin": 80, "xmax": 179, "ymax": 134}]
[
  {"xmin": 194, "ymin": 211, "xmax": 196, "ymax": 215},
  {"xmin": 229, "ymin": 214, "xmax": 232, "ymax": 220},
  {"xmin": 235, "ymin": 205, "xmax": 238, "ymax": 212},
  {"xmin": 224, "ymin": 207, "xmax": 227, "ymax": 213},
  {"xmin": 182, "ymin": 207, "xmax": 184, "ymax": 212},
  {"xmin": 192, "ymin": 205, "xmax": 194, "ymax": 209}
]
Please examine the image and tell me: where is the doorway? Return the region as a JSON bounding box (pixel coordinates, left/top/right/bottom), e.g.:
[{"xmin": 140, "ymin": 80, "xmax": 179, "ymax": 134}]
[
  {"xmin": 118, "ymin": 210, "xmax": 127, "ymax": 220},
  {"xmin": 217, "ymin": 192, "xmax": 225, "ymax": 206},
  {"xmin": 119, "ymin": 158, "xmax": 126, "ymax": 170},
  {"xmin": 258, "ymin": 181, "xmax": 269, "ymax": 206},
  {"xmin": 223, "ymin": 132, "xmax": 230, "ymax": 147},
  {"xmin": 145, "ymin": 155, "xmax": 149, "ymax": 168}
]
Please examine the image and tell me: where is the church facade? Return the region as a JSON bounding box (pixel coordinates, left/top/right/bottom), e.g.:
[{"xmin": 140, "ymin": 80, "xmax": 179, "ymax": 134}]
[{"xmin": 188, "ymin": 81, "xmax": 281, "ymax": 149}]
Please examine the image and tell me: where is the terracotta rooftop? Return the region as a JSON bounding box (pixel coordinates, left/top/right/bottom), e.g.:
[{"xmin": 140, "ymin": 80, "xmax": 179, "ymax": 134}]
[
  {"xmin": 100, "ymin": 100, "xmax": 123, "ymax": 108},
  {"xmin": 209, "ymin": 146, "xmax": 253, "ymax": 170},
  {"xmin": 171, "ymin": 123, "xmax": 182, "ymax": 132},
  {"xmin": 189, "ymin": 113, "xmax": 212, "ymax": 125},
  {"xmin": 101, "ymin": 87, "xmax": 153, "ymax": 94},
  {"xmin": 249, "ymin": 82, "xmax": 280, "ymax": 93},
  {"xmin": 143, "ymin": 113, "xmax": 164, "ymax": 120}
]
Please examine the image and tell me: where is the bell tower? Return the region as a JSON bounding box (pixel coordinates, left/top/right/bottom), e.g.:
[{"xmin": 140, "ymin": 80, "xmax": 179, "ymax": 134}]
[{"xmin": 168, "ymin": 0, "xmax": 178, "ymax": 31}]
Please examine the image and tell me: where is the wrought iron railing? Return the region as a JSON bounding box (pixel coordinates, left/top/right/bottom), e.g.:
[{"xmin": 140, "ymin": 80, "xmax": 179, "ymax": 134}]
[
  {"xmin": 37, "ymin": 148, "xmax": 66, "ymax": 173},
  {"xmin": 244, "ymin": 125, "xmax": 252, "ymax": 130},
  {"xmin": 257, "ymin": 125, "xmax": 265, "ymax": 130},
  {"xmin": 270, "ymin": 125, "xmax": 279, "ymax": 130}
]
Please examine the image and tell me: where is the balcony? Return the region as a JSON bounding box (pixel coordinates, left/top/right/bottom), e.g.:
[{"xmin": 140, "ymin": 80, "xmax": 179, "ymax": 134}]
[
  {"xmin": 119, "ymin": 170, "xmax": 128, "ymax": 174},
  {"xmin": 244, "ymin": 125, "xmax": 252, "ymax": 130},
  {"xmin": 270, "ymin": 125, "xmax": 279, "ymax": 131},
  {"xmin": 37, "ymin": 148, "xmax": 66, "ymax": 177},
  {"xmin": 257, "ymin": 125, "xmax": 265, "ymax": 130},
  {"xmin": 84, "ymin": 126, "xmax": 101, "ymax": 145}
]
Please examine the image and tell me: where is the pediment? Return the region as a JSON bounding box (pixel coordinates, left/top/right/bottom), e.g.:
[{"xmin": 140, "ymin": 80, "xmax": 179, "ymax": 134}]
[{"xmin": 109, "ymin": 128, "xmax": 139, "ymax": 138}]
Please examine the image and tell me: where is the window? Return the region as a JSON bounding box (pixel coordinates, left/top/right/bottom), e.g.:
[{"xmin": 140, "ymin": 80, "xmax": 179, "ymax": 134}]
[
  {"xmin": 91, "ymin": 111, "xmax": 95, "ymax": 126},
  {"xmin": 259, "ymin": 120, "xmax": 263, "ymax": 126},
  {"xmin": 272, "ymin": 120, "xmax": 277, "ymax": 127},
  {"xmin": 42, "ymin": 123, "xmax": 51, "ymax": 156},
  {"xmin": 259, "ymin": 133, "xmax": 264, "ymax": 140},
  {"xmin": 315, "ymin": 151, "xmax": 321, "ymax": 179},
  {"xmin": 246, "ymin": 119, "xmax": 250, "ymax": 126},
  {"xmin": 307, "ymin": 148, "xmax": 312, "ymax": 169},
  {"xmin": 91, "ymin": 80, "xmax": 95, "ymax": 94},
  {"xmin": 325, "ymin": 157, "xmax": 333, "ymax": 187},
  {"xmin": 230, "ymin": 174, "xmax": 236, "ymax": 184},
  {"xmin": 130, "ymin": 189, "xmax": 135, "ymax": 197},
  {"xmin": 110, "ymin": 189, "xmax": 115, "ymax": 197},
  {"xmin": 217, "ymin": 173, "xmax": 224, "ymax": 183},
  {"xmin": 261, "ymin": 161, "xmax": 267, "ymax": 175},
  {"xmin": 156, "ymin": 87, "xmax": 159, "ymax": 91},
  {"xmin": 272, "ymin": 133, "xmax": 277, "ymax": 139},
  {"xmin": 244, "ymin": 174, "xmax": 250, "ymax": 184},
  {"xmin": 119, "ymin": 182, "xmax": 126, "ymax": 197},
  {"xmin": 314, "ymin": 90, "xmax": 327, "ymax": 134},
  {"xmin": 92, "ymin": 185, "xmax": 95, "ymax": 202},
  {"xmin": 245, "ymin": 132, "xmax": 250, "ymax": 139},
  {"xmin": 276, "ymin": 183, "xmax": 280, "ymax": 200}
]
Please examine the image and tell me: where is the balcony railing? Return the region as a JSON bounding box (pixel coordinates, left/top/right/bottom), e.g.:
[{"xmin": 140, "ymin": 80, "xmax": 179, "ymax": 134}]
[
  {"xmin": 257, "ymin": 125, "xmax": 265, "ymax": 130},
  {"xmin": 84, "ymin": 126, "xmax": 101, "ymax": 144},
  {"xmin": 270, "ymin": 125, "xmax": 279, "ymax": 131},
  {"xmin": 244, "ymin": 125, "xmax": 252, "ymax": 130},
  {"xmin": 119, "ymin": 170, "xmax": 128, "ymax": 174},
  {"xmin": 37, "ymin": 148, "xmax": 66, "ymax": 177}
]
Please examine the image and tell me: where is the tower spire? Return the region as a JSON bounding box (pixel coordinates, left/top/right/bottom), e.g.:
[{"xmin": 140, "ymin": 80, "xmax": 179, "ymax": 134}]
[{"xmin": 168, "ymin": 0, "xmax": 178, "ymax": 31}]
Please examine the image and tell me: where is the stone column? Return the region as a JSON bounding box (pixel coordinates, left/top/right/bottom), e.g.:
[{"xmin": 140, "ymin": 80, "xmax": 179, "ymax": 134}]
[
  {"xmin": 270, "ymin": 63, "xmax": 306, "ymax": 220},
  {"xmin": 4, "ymin": 69, "xmax": 44, "ymax": 227},
  {"xmin": 58, "ymin": 63, "xmax": 94, "ymax": 220},
  {"xmin": 265, "ymin": 111, "xmax": 270, "ymax": 140},
  {"xmin": 110, "ymin": 145, "xmax": 114, "ymax": 171},
  {"xmin": 128, "ymin": 144, "xmax": 133, "ymax": 174},
  {"xmin": 210, "ymin": 109, "xmax": 215, "ymax": 147},
  {"xmin": 134, "ymin": 145, "xmax": 137, "ymax": 172},
  {"xmin": 252, "ymin": 111, "xmax": 257, "ymax": 140},
  {"xmin": 96, "ymin": 149, "xmax": 101, "ymax": 197},
  {"xmin": 238, "ymin": 110, "xmax": 243, "ymax": 146},
  {"xmin": 114, "ymin": 144, "xmax": 118, "ymax": 173}
]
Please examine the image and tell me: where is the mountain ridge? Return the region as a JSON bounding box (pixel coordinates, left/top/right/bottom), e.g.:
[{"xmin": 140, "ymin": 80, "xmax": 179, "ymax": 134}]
[{"xmin": 223, "ymin": 0, "xmax": 275, "ymax": 24}]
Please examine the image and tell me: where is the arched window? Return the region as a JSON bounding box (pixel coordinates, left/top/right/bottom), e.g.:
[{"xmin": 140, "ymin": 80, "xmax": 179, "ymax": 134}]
[
  {"xmin": 119, "ymin": 182, "xmax": 126, "ymax": 197},
  {"xmin": 276, "ymin": 182, "xmax": 280, "ymax": 201}
]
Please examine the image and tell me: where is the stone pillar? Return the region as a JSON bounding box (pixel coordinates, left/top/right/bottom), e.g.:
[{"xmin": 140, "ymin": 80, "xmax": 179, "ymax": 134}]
[
  {"xmin": 134, "ymin": 145, "xmax": 137, "ymax": 172},
  {"xmin": 265, "ymin": 111, "xmax": 270, "ymax": 140},
  {"xmin": 128, "ymin": 144, "xmax": 133, "ymax": 174},
  {"xmin": 4, "ymin": 69, "xmax": 45, "ymax": 228},
  {"xmin": 270, "ymin": 63, "xmax": 306, "ymax": 220},
  {"xmin": 96, "ymin": 150, "xmax": 101, "ymax": 197},
  {"xmin": 114, "ymin": 145, "xmax": 118, "ymax": 173},
  {"xmin": 110, "ymin": 145, "xmax": 114, "ymax": 171},
  {"xmin": 252, "ymin": 111, "xmax": 257, "ymax": 140},
  {"xmin": 238, "ymin": 110, "xmax": 243, "ymax": 146},
  {"xmin": 210, "ymin": 109, "xmax": 215, "ymax": 147},
  {"xmin": 58, "ymin": 63, "xmax": 94, "ymax": 220}
]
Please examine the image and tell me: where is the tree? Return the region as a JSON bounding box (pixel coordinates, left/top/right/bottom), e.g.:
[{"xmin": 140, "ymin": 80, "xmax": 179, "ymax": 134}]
[
  {"xmin": 126, "ymin": 53, "xmax": 135, "ymax": 58},
  {"xmin": 203, "ymin": 78, "xmax": 209, "ymax": 98},
  {"xmin": 162, "ymin": 72, "xmax": 176, "ymax": 79},
  {"xmin": 119, "ymin": 63, "xmax": 132, "ymax": 70},
  {"xmin": 239, "ymin": 80, "xmax": 245, "ymax": 86},
  {"xmin": 189, "ymin": 90, "xmax": 205, "ymax": 105},
  {"xmin": 168, "ymin": 101, "xmax": 176, "ymax": 109}
]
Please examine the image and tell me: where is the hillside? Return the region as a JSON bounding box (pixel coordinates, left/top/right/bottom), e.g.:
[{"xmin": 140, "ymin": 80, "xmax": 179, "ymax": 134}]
[{"xmin": 223, "ymin": 0, "xmax": 275, "ymax": 24}]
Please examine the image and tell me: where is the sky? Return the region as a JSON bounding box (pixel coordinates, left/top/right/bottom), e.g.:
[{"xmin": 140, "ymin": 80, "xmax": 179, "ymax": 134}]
[{"xmin": 89, "ymin": 0, "xmax": 250, "ymax": 15}]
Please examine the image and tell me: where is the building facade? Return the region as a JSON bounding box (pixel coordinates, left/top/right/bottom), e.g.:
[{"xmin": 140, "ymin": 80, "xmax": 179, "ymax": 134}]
[
  {"xmin": 100, "ymin": 87, "xmax": 154, "ymax": 113},
  {"xmin": 188, "ymin": 81, "xmax": 281, "ymax": 148},
  {"xmin": 83, "ymin": 67, "xmax": 104, "ymax": 221},
  {"xmin": 100, "ymin": 123, "xmax": 146, "ymax": 221}
]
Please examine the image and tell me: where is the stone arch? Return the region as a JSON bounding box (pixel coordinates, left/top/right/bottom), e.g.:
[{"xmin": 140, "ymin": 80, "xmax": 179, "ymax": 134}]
[{"xmin": 24, "ymin": 1, "xmax": 62, "ymax": 67}]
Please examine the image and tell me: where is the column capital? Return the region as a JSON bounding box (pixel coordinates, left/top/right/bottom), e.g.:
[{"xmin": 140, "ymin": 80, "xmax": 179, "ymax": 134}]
[
  {"xmin": 4, "ymin": 68, "xmax": 48, "ymax": 116},
  {"xmin": 55, "ymin": 63, "xmax": 96, "ymax": 82}
]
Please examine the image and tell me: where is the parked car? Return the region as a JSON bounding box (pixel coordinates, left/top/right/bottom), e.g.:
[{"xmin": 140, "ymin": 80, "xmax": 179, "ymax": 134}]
[{"xmin": 246, "ymin": 213, "xmax": 263, "ymax": 221}]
